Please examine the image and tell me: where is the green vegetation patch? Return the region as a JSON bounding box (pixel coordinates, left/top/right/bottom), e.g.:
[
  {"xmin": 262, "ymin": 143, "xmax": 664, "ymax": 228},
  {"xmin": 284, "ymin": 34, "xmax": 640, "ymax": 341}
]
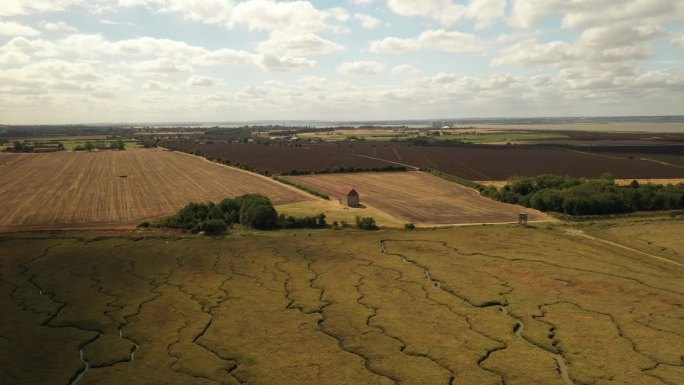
[
  {"xmin": 434, "ymin": 133, "xmax": 567, "ymax": 143},
  {"xmin": 153, "ymin": 194, "xmax": 328, "ymax": 234},
  {"xmin": 482, "ymin": 174, "xmax": 684, "ymax": 215}
]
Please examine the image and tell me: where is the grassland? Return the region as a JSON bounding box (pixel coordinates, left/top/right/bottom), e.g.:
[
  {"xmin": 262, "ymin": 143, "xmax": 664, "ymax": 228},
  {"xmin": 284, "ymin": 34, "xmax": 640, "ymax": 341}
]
[
  {"xmin": 432, "ymin": 133, "xmax": 567, "ymax": 143},
  {"xmin": 285, "ymin": 171, "xmax": 548, "ymax": 225},
  {"xmin": 1, "ymin": 218, "xmax": 682, "ymax": 385},
  {"xmin": 0, "ymin": 149, "xmax": 310, "ymax": 231},
  {"xmin": 276, "ymin": 199, "xmax": 405, "ymax": 227}
]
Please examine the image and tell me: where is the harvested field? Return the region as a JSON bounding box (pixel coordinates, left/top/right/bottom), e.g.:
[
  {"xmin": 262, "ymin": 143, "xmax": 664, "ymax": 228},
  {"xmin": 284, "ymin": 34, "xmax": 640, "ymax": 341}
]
[
  {"xmin": 164, "ymin": 142, "xmax": 684, "ymax": 179},
  {"xmin": 0, "ymin": 149, "xmax": 309, "ymax": 231},
  {"xmin": 285, "ymin": 171, "xmax": 547, "ymax": 225},
  {"xmin": 2, "ymin": 220, "xmax": 683, "ymax": 385},
  {"xmin": 0, "ymin": 153, "xmax": 22, "ymax": 167}
]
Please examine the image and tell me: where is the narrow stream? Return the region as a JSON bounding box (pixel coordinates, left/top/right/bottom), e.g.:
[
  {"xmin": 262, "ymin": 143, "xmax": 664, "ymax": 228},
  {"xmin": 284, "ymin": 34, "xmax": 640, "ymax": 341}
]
[
  {"xmin": 553, "ymin": 354, "xmax": 574, "ymax": 385},
  {"xmin": 381, "ymin": 240, "xmax": 575, "ymax": 385},
  {"xmin": 69, "ymin": 348, "xmax": 90, "ymax": 385},
  {"xmin": 119, "ymin": 326, "xmax": 140, "ymax": 361}
]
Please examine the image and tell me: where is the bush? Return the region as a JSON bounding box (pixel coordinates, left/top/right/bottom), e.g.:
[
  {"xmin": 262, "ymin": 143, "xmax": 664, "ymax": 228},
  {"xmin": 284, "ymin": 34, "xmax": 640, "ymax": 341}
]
[
  {"xmin": 238, "ymin": 194, "xmax": 278, "ymax": 229},
  {"xmin": 356, "ymin": 216, "xmax": 378, "ymax": 230},
  {"xmin": 202, "ymin": 219, "xmax": 228, "ymax": 235},
  {"xmin": 404, "ymin": 223, "xmax": 415, "ymax": 230}
]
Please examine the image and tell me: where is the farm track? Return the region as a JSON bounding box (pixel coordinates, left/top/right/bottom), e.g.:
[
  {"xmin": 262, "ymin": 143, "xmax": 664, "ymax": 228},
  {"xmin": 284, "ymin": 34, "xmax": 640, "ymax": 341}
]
[
  {"xmin": 1, "ymin": 223, "xmax": 683, "ymax": 384},
  {"xmin": 0, "ymin": 149, "xmax": 309, "ymax": 231}
]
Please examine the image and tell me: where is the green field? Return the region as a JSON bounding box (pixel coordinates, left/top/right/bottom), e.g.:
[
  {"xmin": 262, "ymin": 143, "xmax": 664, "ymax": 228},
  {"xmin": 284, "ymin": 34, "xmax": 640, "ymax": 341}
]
[
  {"xmin": 23, "ymin": 139, "xmax": 141, "ymax": 150},
  {"xmin": 434, "ymin": 133, "xmax": 567, "ymax": 143},
  {"xmin": 301, "ymin": 132, "xmax": 567, "ymax": 143},
  {"xmin": 1, "ymin": 218, "xmax": 682, "ymax": 385}
]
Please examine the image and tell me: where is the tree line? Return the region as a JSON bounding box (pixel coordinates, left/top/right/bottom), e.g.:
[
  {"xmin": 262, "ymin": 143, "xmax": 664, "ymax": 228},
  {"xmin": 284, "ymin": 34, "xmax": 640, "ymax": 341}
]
[
  {"xmin": 480, "ymin": 174, "xmax": 684, "ymax": 215},
  {"xmin": 281, "ymin": 165, "xmax": 408, "ymax": 176},
  {"xmin": 146, "ymin": 194, "xmax": 327, "ymax": 235}
]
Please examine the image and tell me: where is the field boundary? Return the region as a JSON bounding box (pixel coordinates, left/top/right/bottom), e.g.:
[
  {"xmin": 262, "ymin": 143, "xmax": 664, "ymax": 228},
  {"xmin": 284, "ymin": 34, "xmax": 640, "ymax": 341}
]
[
  {"xmin": 421, "ymin": 168, "xmax": 487, "ymax": 190},
  {"xmin": 273, "ymin": 176, "xmax": 330, "ymax": 200},
  {"xmin": 351, "ymin": 153, "xmax": 419, "ymax": 170},
  {"xmin": 166, "ymin": 148, "xmax": 322, "ymax": 202},
  {"xmin": 565, "ymin": 228, "xmax": 684, "ymax": 268}
]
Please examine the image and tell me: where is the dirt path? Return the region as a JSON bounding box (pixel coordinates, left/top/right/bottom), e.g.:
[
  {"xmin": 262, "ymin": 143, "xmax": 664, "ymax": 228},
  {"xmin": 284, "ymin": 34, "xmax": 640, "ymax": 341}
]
[
  {"xmin": 352, "ymin": 154, "xmax": 420, "ymax": 170},
  {"xmin": 565, "ymin": 228, "xmax": 684, "ymax": 268}
]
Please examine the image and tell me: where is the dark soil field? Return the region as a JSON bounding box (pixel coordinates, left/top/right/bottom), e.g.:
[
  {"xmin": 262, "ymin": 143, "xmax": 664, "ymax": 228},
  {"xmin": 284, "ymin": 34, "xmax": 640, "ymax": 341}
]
[
  {"xmin": 165, "ymin": 141, "xmax": 391, "ymax": 173},
  {"xmin": 166, "ymin": 142, "xmax": 684, "ymax": 180},
  {"xmin": 576, "ymin": 145, "xmax": 684, "ymax": 168}
]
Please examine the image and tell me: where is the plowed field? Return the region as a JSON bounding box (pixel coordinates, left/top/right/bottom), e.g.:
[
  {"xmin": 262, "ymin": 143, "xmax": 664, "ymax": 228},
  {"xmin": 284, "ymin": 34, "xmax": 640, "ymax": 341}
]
[
  {"xmin": 286, "ymin": 172, "xmax": 547, "ymax": 224},
  {"xmin": 166, "ymin": 142, "xmax": 684, "ymax": 179},
  {"xmin": 0, "ymin": 149, "xmax": 309, "ymax": 231}
]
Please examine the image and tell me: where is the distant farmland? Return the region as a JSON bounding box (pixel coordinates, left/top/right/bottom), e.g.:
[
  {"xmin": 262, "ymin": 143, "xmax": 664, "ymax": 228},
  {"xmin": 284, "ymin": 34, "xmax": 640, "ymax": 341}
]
[
  {"xmin": 167, "ymin": 142, "xmax": 684, "ymax": 179},
  {"xmin": 165, "ymin": 141, "xmax": 392, "ymax": 173},
  {"xmin": 0, "ymin": 149, "xmax": 309, "ymax": 231},
  {"xmin": 286, "ymin": 172, "xmax": 547, "ymax": 224}
]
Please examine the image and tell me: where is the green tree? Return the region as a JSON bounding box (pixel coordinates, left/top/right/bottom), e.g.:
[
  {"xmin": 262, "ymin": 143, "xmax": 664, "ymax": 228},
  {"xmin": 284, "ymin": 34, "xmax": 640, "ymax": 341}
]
[
  {"xmin": 110, "ymin": 139, "xmax": 125, "ymax": 150},
  {"xmin": 202, "ymin": 219, "xmax": 227, "ymax": 235}
]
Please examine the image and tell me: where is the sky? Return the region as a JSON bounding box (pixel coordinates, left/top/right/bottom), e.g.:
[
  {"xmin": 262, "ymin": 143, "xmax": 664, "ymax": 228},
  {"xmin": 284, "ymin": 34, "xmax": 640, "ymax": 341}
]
[{"xmin": 1, "ymin": 0, "xmax": 683, "ymax": 124}]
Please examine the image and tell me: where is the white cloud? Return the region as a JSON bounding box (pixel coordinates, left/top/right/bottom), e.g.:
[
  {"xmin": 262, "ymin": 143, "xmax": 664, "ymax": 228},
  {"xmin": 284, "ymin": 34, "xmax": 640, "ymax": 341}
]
[
  {"xmin": 187, "ymin": 75, "xmax": 216, "ymax": 86},
  {"xmin": 354, "ymin": 13, "xmax": 380, "ymax": 29},
  {"xmin": 0, "ymin": 22, "xmax": 41, "ymax": 36},
  {"xmin": 371, "ymin": 29, "xmax": 483, "ymax": 54},
  {"xmin": 350, "ymin": 0, "xmax": 373, "ymax": 5},
  {"xmin": 258, "ymin": 31, "xmax": 343, "ymax": 57},
  {"xmin": 196, "ymin": 48, "xmax": 257, "ymax": 65},
  {"xmin": 132, "ymin": 58, "xmax": 193, "ymax": 73},
  {"xmin": 672, "ymin": 33, "xmax": 684, "ymax": 49},
  {"xmin": 391, "ymin": 64, "xmax": 420, "ymax": 75},
  {"xmin": 117, "ymin": 0, "xmax": 344, "ymax": 72},
  {"xmin": 42, "ymin": 21, "xmax": 77, "ymax": 32},
  {"xmin": 0, "ymin": 51, "xmax": 31, "ymax": 66},
  {"xmin": 325, "ymin": 7, "xmax": 351, "ymax": 23},
  {"xmin": 119, "ymin": 0, "xmax": 235, "ymax": 24},
  {"xmin": 494, "ymin": 24, "xmax": 663, "ymax": 67},
  {"xmin": 338, "ymin": 61, "xmax": 385, "ymax": 75},
  {"xmin": 99, "ymin": 19, "xmax": 136, "ymax": 27},
  {"xmin": 230, "ymin": 0, "xmax": 327, "ymax": 32},
  {"xmin": 142, "ymin": 80, "xmax": 176, "ymax": 92},
  {"xmin": 387, "ymin": 0, "xmax": 505, "ymax": 28},
  {"xmin": 257, "ymin": 53, "xmax": 317, "ymax": 71},
  {"xmin": 0, "ymin": 0, "xmax": 86, "ymax": 16},
  {"xmin": 508, "ymin": 0, "xmax": 684, "ymax": 29}
]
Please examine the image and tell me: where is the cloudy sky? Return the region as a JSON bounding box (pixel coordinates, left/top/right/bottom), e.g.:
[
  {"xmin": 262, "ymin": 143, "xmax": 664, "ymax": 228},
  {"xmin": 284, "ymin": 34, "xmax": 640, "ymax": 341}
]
[{"xmin": 1, "ymin": 0, "xmax": 683, "ymax": 124}]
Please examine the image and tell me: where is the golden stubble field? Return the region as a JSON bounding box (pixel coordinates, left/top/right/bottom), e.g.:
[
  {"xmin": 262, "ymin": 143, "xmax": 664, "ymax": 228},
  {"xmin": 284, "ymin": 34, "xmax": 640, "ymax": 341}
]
[
  {"xmin": 1, "ymin": 218, "xmax": 682, "ymax": 385},
  {"xmin": 286, "ymin": 171, "xmax": 548, "ymax": 225},
  {"xmin": 0, "ymin": 149, "xmax": 310, "ymax": 231}
]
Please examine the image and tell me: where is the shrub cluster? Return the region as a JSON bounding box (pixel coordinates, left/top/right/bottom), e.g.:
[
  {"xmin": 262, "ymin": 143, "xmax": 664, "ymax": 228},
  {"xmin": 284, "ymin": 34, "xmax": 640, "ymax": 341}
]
[
  {"xmin": 153, "ymin": 194, "xmax": 328, "ymax": 234},
  {"xmin": 355, "ymin": 216, "xmax": 378, "ymax": 230},
  {"xmin": 481, "ymin": 174, "xmax": 684, "ymax": 215}
]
